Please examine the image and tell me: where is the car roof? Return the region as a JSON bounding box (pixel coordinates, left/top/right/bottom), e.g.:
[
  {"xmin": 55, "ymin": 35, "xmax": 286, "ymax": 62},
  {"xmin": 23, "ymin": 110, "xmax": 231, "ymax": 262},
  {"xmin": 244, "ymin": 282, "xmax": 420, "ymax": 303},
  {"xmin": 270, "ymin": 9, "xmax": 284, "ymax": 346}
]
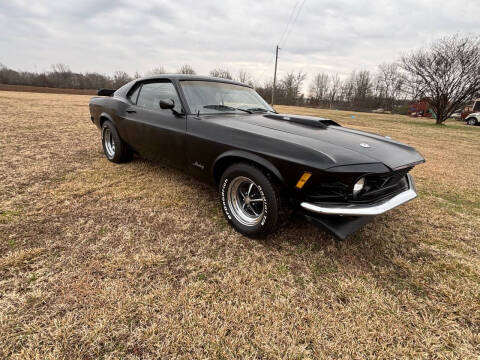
[{"xmin": 138, "ymin": 74, "xmax": 252, "ymax": 88}]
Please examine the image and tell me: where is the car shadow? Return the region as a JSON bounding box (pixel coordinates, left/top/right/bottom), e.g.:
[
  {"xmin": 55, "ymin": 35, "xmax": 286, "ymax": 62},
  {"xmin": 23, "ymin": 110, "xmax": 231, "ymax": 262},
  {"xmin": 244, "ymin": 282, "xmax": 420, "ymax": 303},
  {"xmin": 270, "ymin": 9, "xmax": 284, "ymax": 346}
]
[{"xmin": 129, "ymin": 158, "xmax": 435, "ymax": 301}]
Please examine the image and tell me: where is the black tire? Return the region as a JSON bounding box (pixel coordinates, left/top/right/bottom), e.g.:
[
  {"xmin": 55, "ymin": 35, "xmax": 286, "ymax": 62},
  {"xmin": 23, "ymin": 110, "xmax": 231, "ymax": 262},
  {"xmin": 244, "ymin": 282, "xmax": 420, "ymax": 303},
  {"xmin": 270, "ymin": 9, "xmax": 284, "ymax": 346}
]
[
  {"xmin": 466, "ymin": 117, "xmax": 478, "ymax": 126},
  {"xmin": 101, "ymin": 120, "xmax": 131, "ymax": 163},
  {"xmin": 219, "ymin": 163, "xmax": 281, "ymax": 237}
]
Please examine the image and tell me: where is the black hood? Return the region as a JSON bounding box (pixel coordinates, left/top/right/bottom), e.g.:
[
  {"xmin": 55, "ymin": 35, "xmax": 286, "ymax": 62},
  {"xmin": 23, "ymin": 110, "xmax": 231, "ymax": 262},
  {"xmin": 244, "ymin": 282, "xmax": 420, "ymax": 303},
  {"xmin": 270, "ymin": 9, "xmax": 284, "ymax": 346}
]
[{"xmin": 207, "ymin": 112, "xmax": 424, "ymax": 170}]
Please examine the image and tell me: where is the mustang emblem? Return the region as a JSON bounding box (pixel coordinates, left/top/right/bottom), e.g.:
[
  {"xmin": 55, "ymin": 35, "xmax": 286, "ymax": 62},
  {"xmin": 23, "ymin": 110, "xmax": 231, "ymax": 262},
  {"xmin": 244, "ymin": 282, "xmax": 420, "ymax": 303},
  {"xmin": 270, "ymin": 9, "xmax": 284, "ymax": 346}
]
[
  {"xmin": 193, "ymin": 161, "xmax": 205, "ymax": 170},
  {"xmin": 360, "ymin": 143, "xmax": 370, "ymax": 148}
]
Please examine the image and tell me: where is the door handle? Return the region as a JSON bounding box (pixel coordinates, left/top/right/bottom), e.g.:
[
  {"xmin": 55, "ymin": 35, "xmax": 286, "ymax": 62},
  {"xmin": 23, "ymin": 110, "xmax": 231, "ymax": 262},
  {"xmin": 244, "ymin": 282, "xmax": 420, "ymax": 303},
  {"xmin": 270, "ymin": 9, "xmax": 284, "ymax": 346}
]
[{"xmin": 126, "ymin": 108, "xmax": 136, "ymax": 114}]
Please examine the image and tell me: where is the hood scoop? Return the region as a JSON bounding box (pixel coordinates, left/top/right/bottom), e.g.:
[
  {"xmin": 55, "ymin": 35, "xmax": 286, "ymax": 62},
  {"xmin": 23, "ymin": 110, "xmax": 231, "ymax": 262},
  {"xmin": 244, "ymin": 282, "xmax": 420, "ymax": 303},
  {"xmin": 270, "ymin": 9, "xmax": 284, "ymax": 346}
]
[{"xmin": 263, "ymin": 114, "xmax": 341, "ymax": 128}]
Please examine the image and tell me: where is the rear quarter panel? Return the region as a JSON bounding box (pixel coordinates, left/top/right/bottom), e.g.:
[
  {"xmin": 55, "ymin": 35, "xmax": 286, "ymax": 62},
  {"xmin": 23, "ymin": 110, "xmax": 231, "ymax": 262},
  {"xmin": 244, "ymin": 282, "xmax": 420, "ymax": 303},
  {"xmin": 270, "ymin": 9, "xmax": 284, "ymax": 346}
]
[{"xmin": 89, "ymin": 96, "xmax": 132, "ymax": 142}]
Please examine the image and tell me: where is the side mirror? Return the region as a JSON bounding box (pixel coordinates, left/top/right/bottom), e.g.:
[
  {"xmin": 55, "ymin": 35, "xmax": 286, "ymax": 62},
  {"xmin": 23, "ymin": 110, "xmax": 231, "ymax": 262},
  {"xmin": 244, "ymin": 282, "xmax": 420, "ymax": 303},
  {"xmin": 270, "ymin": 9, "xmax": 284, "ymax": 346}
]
[{"xmin": 159, "ymin": 98, "xmax": 175, "ymax": 110}]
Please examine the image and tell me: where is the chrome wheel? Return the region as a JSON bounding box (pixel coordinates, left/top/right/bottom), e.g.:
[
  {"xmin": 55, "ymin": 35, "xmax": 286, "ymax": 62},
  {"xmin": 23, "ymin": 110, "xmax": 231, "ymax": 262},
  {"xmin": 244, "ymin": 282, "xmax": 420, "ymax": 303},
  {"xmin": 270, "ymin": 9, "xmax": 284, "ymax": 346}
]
[
  {"xmin": 227, "ymin": 176, "xmax": 266, "ymax": 226},
  {"xmin": 103, "ymin": 127, "xmax": 115, "ymax": 158}
]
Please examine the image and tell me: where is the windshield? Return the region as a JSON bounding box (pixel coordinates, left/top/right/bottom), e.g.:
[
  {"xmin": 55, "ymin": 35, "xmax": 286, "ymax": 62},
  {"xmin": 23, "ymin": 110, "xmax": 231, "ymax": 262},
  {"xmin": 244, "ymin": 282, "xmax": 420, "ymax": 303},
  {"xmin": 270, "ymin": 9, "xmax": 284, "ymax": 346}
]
[{"xmin": 180, "ymin": 81, "xmax": 274, "ymax": 114}]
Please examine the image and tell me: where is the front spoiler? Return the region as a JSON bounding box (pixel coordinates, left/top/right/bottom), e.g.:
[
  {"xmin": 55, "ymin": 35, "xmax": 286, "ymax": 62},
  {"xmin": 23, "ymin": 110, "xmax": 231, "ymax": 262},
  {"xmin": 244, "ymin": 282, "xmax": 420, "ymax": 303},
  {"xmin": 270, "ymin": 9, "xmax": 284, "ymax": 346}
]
[
  {"xmin": 300, "ymin": 174, "xmax": 417, "ymax": 216},
  {"xmin": 305, "ymin": 214, "xmax": 374, "ymax": 240}
]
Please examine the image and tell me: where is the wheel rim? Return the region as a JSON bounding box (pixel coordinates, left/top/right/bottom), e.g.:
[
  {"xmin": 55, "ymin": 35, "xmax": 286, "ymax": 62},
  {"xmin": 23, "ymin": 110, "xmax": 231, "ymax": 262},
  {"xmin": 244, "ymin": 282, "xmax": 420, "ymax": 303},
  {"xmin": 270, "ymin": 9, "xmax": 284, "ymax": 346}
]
[
  {"xmin": 227, "ymin": 176, "xmax": 266, "ymax": 226},
  {"xmin": 103, "ymin": 128, "xmax": 115, "ymax": 158}
]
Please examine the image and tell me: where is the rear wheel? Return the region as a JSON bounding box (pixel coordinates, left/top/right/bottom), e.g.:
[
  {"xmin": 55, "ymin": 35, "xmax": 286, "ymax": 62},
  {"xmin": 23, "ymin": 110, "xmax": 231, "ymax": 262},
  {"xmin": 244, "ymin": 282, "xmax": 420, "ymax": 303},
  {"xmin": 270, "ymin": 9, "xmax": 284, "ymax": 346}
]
[
  {"xmin": 219, "ymin": 163, "xmax": 281, "ymax": 236},
  {"xmin": 101, "ymin": 120, "xmax": 131, "ymax": 163},
  {"xmin": 466, "ymin": 117, "xmax": 478, "ymax": 126}
]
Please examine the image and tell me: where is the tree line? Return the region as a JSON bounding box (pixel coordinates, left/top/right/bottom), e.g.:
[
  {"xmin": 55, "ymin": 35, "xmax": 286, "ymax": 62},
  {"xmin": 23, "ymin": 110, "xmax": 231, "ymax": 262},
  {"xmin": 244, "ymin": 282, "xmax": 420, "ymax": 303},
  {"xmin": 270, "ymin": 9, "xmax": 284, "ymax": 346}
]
[
  {"xmin": 2, "ymin": 34, "xmax": 479, "ymax": 123},
  {"xmin": 0, "ymin": 61, "xmax": 410, "ymax": 113}
]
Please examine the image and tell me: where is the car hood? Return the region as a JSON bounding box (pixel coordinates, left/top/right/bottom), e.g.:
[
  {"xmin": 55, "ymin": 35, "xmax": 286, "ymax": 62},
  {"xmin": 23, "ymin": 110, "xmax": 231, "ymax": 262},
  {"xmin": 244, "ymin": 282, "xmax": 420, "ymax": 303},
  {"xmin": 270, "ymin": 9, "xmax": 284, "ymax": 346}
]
[{"xmin": 207, "ymin": 112, "xmax": 424, "ymax": 170}]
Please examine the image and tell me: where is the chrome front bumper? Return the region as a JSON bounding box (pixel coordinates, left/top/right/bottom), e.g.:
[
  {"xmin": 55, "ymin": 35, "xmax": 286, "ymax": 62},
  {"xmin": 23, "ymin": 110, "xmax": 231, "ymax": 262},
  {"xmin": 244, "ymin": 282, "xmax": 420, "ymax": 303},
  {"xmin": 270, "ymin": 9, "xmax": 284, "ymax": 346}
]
[{"xmin": 300, "ymin": 174, "xmax": 418, "ymax": 216}]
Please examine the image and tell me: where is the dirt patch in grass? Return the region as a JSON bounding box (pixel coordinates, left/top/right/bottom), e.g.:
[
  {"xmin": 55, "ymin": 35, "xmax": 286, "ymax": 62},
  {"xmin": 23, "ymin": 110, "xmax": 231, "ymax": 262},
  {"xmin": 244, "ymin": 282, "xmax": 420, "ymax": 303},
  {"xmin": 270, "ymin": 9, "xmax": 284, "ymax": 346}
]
[{"xmin": 0, "ymin": 92, "xmax": 479, "ymax": 359}]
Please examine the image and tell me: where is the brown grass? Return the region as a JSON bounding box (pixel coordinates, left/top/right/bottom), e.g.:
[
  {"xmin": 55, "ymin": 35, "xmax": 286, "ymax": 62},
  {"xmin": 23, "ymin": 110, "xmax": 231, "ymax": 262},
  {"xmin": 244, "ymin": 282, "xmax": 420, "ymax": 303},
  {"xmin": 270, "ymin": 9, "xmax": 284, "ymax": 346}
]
[
  {"xmin": 1, "ymin": 91, "xmax": 479, "ymax": 359},
  {"xmin": 0, "ymin": 84, "xmax": 96, "ymax": 95}
]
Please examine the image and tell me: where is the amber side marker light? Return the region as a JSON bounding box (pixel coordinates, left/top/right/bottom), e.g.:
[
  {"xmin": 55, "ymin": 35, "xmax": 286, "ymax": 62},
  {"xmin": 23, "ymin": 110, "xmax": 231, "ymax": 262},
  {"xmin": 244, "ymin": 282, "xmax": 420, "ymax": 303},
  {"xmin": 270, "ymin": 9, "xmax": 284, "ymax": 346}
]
[{"xmin": 296, "ymin": 172, "xmax": 312, "ymax": 189}]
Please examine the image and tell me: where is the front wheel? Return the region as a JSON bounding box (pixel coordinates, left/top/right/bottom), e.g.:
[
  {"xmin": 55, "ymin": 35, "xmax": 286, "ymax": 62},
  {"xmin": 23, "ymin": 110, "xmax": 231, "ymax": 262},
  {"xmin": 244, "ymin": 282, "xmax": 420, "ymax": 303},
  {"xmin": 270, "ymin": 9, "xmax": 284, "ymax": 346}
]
[{"xmin": 219, "ymin": 163, "xmax": 281, "ymax": 237}]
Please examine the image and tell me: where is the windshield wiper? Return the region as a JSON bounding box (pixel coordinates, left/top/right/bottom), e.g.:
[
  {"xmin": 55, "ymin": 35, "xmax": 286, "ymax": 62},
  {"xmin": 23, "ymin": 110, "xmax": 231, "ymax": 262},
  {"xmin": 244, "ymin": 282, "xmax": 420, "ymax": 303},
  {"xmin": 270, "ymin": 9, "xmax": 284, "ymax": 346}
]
[{"xmin": 203, "ymin": 105, "xmax": 252, "ymax": 114}]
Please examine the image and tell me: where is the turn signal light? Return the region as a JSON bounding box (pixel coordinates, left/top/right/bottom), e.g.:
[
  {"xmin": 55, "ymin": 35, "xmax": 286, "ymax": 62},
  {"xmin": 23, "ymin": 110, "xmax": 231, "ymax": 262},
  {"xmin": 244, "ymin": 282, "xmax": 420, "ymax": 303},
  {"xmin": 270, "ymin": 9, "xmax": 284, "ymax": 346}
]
[{"xmin": 296, "ymin": 172, "xmax": 312, "ymax": 189}]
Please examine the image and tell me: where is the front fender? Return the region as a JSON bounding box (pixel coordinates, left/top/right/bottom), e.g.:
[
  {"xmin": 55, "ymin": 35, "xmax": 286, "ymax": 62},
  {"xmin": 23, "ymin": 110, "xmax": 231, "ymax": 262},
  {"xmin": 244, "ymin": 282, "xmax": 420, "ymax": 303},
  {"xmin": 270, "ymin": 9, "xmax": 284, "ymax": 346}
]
[{"xmin": 212, "ymin": 150, "xmax": 286, "ymax": 185}]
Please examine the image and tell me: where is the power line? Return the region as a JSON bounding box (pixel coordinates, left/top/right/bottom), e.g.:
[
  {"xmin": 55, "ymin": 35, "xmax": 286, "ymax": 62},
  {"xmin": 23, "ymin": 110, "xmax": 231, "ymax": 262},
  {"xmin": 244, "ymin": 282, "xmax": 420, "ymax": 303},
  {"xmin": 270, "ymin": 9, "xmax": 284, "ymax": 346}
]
[
  {"xmin": 259, "ymin": 1, "xmax": 304, "ymax": 76},
  {"xmin": 281, "ymin": 0, "xmax": 307, "ymax": 49},
  {"xmin": 278, "ymin": 0, "xmax": 301, "ymax": 47}
]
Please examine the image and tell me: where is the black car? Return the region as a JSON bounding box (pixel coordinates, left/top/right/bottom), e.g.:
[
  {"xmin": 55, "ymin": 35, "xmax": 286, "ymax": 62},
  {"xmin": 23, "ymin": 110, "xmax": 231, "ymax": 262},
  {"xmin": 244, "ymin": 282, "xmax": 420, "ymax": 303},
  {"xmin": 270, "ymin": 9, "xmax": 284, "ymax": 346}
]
[{"xmin": 89, "ymin": 75, "xmax": 424, "ymax": 239}]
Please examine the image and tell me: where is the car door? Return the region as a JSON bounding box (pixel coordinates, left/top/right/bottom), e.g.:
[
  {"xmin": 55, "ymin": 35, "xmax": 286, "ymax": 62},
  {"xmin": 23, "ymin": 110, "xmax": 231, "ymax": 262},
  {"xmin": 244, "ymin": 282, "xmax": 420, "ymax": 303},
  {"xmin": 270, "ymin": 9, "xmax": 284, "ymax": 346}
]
[{"xmin": 122, "ymin": 80, "xmax": 187, "ymax": 169}]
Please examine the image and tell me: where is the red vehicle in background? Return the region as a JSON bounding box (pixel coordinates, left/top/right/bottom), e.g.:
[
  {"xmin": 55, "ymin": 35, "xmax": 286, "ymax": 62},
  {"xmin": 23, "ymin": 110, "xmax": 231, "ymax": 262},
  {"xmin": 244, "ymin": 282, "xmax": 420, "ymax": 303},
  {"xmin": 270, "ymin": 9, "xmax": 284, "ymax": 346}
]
[
  {"xmin": 408, "ymin": 100, "xmax": 432, "ymax": 118},
  {"xmin": 408, "ymin": 99, "xmax": 480, "ymax": 123}
]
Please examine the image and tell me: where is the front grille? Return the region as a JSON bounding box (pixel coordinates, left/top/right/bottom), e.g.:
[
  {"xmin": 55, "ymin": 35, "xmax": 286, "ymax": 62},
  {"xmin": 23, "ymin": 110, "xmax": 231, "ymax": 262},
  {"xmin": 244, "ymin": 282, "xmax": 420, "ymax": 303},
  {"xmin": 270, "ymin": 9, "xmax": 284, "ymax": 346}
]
[
  {"xmin": 305, "ymin": 167, "xmax": 412, "ymax": 204},
  {"xmin": 355, "ymin": 167, "xmax": 412, "ymax": 203}
]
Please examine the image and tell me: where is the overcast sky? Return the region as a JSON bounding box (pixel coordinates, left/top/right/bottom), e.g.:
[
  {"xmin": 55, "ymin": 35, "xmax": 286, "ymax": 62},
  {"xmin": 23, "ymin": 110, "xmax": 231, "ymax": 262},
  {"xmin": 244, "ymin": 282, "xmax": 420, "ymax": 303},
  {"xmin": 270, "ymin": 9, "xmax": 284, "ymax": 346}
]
[{"xmin": 1, "ymin": 0, "xmax": 479, "ymax": 84}]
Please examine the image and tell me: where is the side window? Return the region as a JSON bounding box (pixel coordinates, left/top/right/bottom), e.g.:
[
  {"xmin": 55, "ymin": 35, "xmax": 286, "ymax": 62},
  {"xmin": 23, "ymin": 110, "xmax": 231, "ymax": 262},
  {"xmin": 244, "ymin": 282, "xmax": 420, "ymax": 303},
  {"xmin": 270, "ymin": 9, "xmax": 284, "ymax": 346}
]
[
  {"xmin": 136, "ymin": 82, "xmax": 182, "ymax": 112},
  {"xmin": 128, "ymin": 85, "xmax": 140, "ymax": 104}
]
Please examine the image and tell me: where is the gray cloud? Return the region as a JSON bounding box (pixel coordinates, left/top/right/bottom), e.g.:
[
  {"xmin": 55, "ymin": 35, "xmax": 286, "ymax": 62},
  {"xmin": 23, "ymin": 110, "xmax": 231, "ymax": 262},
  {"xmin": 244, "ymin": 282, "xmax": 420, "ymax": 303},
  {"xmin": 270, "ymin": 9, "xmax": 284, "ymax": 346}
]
[{"xmin": 1, "ymin": 0, "xmax": 479, "ymax": 85}]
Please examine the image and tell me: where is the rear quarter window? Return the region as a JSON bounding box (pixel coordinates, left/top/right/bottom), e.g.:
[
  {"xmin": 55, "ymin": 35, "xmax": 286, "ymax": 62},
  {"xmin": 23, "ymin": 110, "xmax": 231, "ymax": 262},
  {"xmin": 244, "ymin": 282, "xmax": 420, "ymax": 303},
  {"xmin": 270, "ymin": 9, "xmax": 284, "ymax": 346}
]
[{"xmin": 128, "ymin": 86, "xmax": 140, "ymax": 104}]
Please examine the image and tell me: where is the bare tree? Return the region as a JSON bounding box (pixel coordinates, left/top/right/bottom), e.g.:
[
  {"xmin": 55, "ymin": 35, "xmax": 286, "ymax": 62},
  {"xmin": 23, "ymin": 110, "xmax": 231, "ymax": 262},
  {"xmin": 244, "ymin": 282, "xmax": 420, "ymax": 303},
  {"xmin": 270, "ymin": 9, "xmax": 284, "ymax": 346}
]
[
  {"xmin": 50, "ymin": 63, "xmax": 72, "ymax": 88},
  {"xmin": 341, "ymin": 71, "xmax": 356, "ymax": 103},
  {"xmin": 280, "ymin": 71, "xmax": 307, "ymax": 105},
  {"xmin": 401, "ymin": 35, "xmax": 480, "ymax": 124},
  {"xmin": 254, "ymin": 80, "xmax": 273, "ymax": 103},
  {"xmin": 209, "ymin": 68, "xmax": 233, "ymax": 80},
  {"xmin": 177, "ymin": 64, "xmax": 196, "ymax": 75},
  {"xmin": 327, "ymin": 73, "xmax": 341, "ymax": 107},
  {"xmin": 354, "ymin": 70, "xmax": 372, "ymax": 102},
  {"xmin": 237, "ymin": 69, "xmax": 252, "ymax": 85},
  {"xmin": 112, "ymin": 71, "xmax": 132, "ymax": 88},
  {"xmin": 376, "ymin": 63, "xmax": 404, "ymax": 110},
  {"xmin": 51, "ymin": 63, "xmax": 71, "ymax": 74},
  {"xmin": 309, "ymin": 73, "xmax": 329, "ymax": 103},
  {"xmin": 146, "ymin": 66, "xmax": 167, "ymax": 76}
]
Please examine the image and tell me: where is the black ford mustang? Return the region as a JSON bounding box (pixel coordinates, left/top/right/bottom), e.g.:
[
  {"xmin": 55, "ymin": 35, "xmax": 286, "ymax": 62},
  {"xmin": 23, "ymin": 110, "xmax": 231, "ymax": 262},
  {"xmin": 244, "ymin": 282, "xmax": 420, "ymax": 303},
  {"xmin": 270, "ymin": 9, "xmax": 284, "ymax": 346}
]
[{"xmin": 89, "ymin": 75, "xmax": 424, "ymax": 239}]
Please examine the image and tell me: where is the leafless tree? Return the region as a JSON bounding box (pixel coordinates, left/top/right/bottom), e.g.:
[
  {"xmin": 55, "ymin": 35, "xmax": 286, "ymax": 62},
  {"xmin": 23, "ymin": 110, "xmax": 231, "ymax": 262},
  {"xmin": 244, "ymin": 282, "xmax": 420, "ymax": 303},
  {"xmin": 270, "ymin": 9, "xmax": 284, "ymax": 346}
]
[
  {"xmin": 340, "ymin": 71, "xmax": 356, "ymax": 103},
  {"xmin": 145, "ymin": 66, "xmax": 167, "ymax": 76},
  {"xmin": 209, "ymin": 68, "xmax": 233, "ymax": 80},
  {"xmin": 49, "ymin": 63, "xmax": 73, "ymax": 88},
  {"xmin": 177, "ymin": 64, "xmax": 196, "ymax": 75},
  {"xmin": 375, "ymin": 63, "xmax": 404, "ymax": 110},
  {"xmin": 401, "ymin": 35, "xmax": 480, "ymax": 124},
  {"xmin": 237, "ymin": 69, "xmax": 253, "ymax": 85},
  {"xmin": 309, "ymin": 73, "xmax": 329, "ymax": 103},
  {"xmin": 280, "ymin": 71, "xmax": 307, "ymax": 105},
  {"xmin": 51, "ymin": 63, "xmax": 71, "ymax": 74},
  {"xmin": 112, "ymin": 71, "xmax": 132, "ymax": 88},
  {"xmin": 354, "ymin": 70, "xmax": 372, "ymax": 102},
  {"xmin": 327, "ymin": 73, "xmax": 341, "ymax": 107}
]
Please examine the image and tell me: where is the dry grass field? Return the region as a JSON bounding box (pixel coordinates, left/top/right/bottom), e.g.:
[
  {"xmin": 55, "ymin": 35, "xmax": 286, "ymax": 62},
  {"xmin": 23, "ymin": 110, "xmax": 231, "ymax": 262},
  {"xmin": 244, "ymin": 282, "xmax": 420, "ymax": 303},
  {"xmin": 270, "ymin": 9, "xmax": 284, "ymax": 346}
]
[
  {"xmin": 0, "ymin": 84, "xmax": 96, "ymax": 96},
  {"xmin": 1, "ymin": 90, "xmax": 479, "ymax": 359}
]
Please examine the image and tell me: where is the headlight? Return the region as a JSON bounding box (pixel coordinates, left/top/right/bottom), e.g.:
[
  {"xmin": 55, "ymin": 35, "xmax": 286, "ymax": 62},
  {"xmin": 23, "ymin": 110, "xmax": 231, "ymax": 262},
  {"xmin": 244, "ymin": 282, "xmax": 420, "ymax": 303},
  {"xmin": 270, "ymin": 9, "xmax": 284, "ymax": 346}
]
[{"xmin": 353, "ymin": 177, "xmax": 365, "ymax": 195}]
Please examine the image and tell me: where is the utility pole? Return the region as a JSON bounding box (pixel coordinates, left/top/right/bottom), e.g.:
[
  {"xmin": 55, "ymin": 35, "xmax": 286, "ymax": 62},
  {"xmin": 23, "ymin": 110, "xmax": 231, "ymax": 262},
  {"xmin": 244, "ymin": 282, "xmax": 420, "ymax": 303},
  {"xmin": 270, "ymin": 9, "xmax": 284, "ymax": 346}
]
[{"xmin": 271, "ymin": 45, "xmax": 280, "ymax": 105}]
